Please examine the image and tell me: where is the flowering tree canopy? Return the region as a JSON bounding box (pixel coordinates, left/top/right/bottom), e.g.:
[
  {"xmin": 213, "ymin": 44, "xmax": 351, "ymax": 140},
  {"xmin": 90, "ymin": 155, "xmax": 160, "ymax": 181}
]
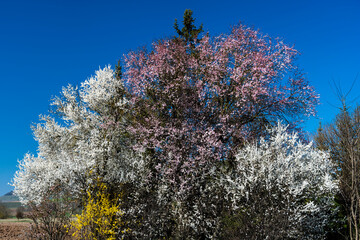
[
  {"xmin": 124, "ymin": 16, "xmax": 319, "ymax": 188},
  {"xmin": 121, "ymin": 12, "xmax": 319, "ymax": 237},
  {"xmin": 222, "ymin": 123, "xmax": 337, "ymax": 239},
  {"xmin": 13, "ymin": 66, "xmax": 143, "ymax": 204},
  {"xmin": 12, "ymin": 10, "xmax": 332, "ymax": 239}
]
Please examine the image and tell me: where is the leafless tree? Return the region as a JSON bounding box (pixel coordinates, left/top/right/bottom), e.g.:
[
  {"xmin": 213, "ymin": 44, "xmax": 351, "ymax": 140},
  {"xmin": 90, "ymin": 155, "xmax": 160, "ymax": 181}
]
[{"xmin": 315, "ymin": 85, "xmax": 360, "ymax": 240}]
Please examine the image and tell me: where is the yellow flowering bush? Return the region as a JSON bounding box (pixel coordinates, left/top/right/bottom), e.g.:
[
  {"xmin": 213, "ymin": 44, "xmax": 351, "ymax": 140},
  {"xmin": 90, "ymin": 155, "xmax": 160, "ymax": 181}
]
[{"xmin": 70, "ymin": 178, "xmax": 130, "ymax": 240}]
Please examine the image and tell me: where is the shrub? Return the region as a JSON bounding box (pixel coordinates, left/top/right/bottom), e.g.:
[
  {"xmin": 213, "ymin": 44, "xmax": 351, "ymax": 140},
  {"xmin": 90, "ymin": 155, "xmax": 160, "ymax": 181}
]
[
  {"xmin": 25, "ymin": 185, "xmax": 76, "ymax": 240},
  {"xmin": 16, "ymin": 206, "xmax": 25, "ymax": 220},
  {"xmin": 70, "ymin": 177, "xmax": 129, "ymax": 240},
  {"xmin": 221, "ymin": 123, "xmax": 338, "ymax": 239},
  {"xmin": 0, "ymin": 202, "xmax": 9, "ymax": 219}
]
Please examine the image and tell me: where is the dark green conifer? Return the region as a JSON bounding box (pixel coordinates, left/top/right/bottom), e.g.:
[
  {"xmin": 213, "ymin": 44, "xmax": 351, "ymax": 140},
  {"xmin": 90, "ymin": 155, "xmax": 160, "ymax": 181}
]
[{"xmin": 174, "ymin": 9, "xmax": 203, "ymax": 44}]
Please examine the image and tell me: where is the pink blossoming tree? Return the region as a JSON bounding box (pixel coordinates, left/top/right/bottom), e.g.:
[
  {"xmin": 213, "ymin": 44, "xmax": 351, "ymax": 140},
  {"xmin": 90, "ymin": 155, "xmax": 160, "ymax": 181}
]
[{"xmin": 123, "ymin": 9, "xmax": 320, "ymax": 238}]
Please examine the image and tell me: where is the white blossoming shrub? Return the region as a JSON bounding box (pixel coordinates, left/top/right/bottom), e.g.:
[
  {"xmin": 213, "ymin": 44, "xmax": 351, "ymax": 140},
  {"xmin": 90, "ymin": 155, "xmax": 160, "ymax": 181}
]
[
  {"xmin": 221, "ymin": 123, "xmax": 338, "ymax": 240},
  {"xmin": 13, "ymin": 66, "xmax": 143, "ymax": 205}
]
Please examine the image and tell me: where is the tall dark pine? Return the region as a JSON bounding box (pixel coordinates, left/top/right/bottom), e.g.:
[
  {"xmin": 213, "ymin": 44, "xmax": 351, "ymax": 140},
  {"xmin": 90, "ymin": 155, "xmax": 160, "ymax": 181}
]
[{"xmin": 174, "ymin": 9, "xmax": 203, "ymax": 45}]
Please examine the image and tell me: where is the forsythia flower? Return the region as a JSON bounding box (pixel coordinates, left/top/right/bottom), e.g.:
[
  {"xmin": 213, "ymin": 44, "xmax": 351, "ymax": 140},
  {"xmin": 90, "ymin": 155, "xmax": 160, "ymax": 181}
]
[{"xmin": 70, "ymin": 177, "xmax": 130, "ymax": 240}]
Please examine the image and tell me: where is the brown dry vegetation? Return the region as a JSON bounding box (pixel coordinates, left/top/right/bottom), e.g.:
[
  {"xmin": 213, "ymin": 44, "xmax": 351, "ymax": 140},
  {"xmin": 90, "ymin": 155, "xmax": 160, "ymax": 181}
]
[{"xmin": 0, "ymin": 220, "xmax": 31, "ymax": 240}]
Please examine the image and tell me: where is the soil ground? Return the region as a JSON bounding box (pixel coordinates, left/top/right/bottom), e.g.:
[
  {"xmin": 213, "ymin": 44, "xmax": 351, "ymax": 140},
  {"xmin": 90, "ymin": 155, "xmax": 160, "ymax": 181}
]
[{"xmin": 0, "ymin": 219, "xmax": 31, "ymax": 240}]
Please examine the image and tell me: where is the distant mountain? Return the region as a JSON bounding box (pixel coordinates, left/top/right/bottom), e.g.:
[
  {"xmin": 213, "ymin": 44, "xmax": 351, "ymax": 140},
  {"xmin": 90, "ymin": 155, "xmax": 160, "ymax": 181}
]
[
  {"xmin": 0, "ymin": 191, "xmax": 19, "ymax": 202},
  {"xmin": 4, "ymin": 191, "xmax": 13, "ymax": 196}
]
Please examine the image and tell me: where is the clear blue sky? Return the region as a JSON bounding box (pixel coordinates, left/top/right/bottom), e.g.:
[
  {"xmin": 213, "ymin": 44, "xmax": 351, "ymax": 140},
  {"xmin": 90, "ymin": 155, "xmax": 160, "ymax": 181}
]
[{"xmin": 0, "ymin": 0, "xmax": 359, "ymax": 195}]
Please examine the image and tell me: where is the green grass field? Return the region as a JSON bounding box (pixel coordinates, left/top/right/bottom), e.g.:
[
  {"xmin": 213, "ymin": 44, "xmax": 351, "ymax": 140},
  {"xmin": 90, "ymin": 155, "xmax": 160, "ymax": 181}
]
[{"xmin": 2, "ymin": 202, "xmax": 21, "ymax": 209}]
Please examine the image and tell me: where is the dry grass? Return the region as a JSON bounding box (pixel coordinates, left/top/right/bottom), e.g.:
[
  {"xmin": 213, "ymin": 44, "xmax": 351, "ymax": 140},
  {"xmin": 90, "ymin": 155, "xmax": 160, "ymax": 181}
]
[{"xmin": 0, "ymin": 220, "xmax": 31, "ymax": 240}]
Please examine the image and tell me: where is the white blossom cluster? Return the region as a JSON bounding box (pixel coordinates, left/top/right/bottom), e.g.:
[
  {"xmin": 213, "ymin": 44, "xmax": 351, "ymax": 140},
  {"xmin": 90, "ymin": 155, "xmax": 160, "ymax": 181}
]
[
  {"xmin": 13, "ymin": 66, "xmax": 143, "ymax": 204},
  {"xmin": 222, "ymin": 123, "xmax": 338, "ymax": 239}
]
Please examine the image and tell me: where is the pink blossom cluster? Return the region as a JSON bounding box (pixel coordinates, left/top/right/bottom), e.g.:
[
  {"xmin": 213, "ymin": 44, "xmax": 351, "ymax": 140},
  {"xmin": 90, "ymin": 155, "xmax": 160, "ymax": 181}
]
[{"xmin": 123, "ymin": 24, "xmax": 319, "ymax": 193}]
